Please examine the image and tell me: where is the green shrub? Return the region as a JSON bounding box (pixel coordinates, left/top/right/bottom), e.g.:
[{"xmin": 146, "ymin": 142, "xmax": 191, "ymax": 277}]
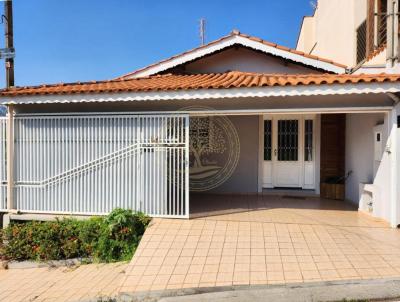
[
  {"xmin": 0, "ymin": 209, "xmax": 150, "ymax": 263},
  {"xmin": 94, "ymin": 209, "xmax": 151, "ymax": 262}
]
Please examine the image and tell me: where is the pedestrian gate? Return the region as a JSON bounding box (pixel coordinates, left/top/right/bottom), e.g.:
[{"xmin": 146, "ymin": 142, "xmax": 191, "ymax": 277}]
[{"xmin": 3, "ymin": 114, "xmax": 190, "ymax": 218}]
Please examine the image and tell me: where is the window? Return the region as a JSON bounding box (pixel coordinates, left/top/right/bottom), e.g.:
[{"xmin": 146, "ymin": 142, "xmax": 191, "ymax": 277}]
[
  {"xmin": 277, "ymin": 120, "xmax": 298, "ymax": 161},
  {"xmin": 264, "ymin": 120, "xmax": 272, "ymax": 161},
  {"xmin": 304, "ymin": 120, "xmax": 313, "ymax": 161},
  {"xmin": 357, "ymin": 20, "xmax": 367, "ymax": 64},
  {"xmin": 377, "ymin": 0, "xmax": 387, "ymax": 47},
  {"xmin": 358, "ymin": 0, "xmax": 388, "ymax": 65}
]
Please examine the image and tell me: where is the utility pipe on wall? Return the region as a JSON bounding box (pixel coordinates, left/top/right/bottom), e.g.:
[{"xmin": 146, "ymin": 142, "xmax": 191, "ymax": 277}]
[{"xmin": 387, "ymin": 0, "xmax": 399, "ymax": 67}]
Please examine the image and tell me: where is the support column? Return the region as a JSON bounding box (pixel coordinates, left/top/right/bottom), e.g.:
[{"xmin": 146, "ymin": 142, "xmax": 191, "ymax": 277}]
[
  {"xmin": 390, "ymin": 107, "xmax": 399, "ymax": 227},
  {"xmin": 258, "ymin": 115, "xmax": 264, "ymax": 193},
  {"xmin": 6, "ymin": 104, "xmax": 14, "ymax": 212},
  {"xmin": 395, "ymin": 0, "xmax": 399, "ymax": 65}
]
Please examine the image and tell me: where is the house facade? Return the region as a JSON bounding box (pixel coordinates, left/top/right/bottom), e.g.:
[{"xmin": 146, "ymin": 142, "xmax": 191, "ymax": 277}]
[{"xmin": 0, "ymin": 1, "xmax": 400, "ymax": 227}]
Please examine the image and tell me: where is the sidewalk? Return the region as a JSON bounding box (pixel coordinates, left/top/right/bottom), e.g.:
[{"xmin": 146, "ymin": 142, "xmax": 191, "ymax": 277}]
[{"xmin": 0, "ymin": 262, "xmax": 127, "ymax": 302}]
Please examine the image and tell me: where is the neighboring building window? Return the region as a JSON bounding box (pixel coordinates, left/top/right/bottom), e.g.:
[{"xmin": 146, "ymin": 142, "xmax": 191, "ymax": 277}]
[
  {"xmin": 304, "ymin": 120, "xmax": 313, "ymax": 161},
  {"xmin": 357, "ymin": 20, "xmax": 367, "ymax": 64},
  {"xmin": 358, "ymin": 0, "xmax": 387, "ymax": 65},
  {"xmin": 377, "ymin": 0, "xmax": 387, "ymax": 47},
  {"xmin": 277, "ymin": 120, "xmax": 298, "ymax": 161},
  {"xmin": 264, "ymin": 120, "xmax": 272, "ymax": 161}
]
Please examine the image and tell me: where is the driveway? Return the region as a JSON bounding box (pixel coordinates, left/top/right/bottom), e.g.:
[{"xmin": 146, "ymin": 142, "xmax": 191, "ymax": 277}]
[{"xmin": 120, "ymin": 194, "xmax": 400, "ymax": 294}]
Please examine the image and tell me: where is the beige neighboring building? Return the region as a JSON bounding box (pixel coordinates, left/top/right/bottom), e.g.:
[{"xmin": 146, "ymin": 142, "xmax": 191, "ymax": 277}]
[{"xmin": 297, "ymin": 0, "xmax": 398, "ymax": 73}]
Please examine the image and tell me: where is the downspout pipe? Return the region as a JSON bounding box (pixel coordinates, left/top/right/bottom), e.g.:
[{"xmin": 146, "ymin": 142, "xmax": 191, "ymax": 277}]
[{"xmin": 387, "ymin": 0, "xmax": 399, "ymax": 68}]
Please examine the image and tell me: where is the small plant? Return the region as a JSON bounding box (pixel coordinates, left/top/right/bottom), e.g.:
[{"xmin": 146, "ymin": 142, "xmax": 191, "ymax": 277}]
[
  {"xmin": 0, "ymin": 208, "xmax": 150, "ymax": 263},
  {"xmin": 94, "ymin": 209, "xmax": 151, "ymax": 262}
]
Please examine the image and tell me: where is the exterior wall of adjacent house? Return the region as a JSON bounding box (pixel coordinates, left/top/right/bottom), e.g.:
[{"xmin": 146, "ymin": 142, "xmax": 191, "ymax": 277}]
[
  {"xmin": 395, "ymin": 103, "xmax": 400, "ymax": 226},
  {"xmin": 296, "ymin": 0, "xmax": 391, "ymax": 70},
  {"xmin": 180, "ymin": 47, "xmax": 321, "ymax": 74},
  {"xmin": 345, "ymin": 113, "xmax": 387, "ymax": 213},
  {"xmin": 297, "ymin": 16, "xmax": 315, "ymax": 55},
  {"xmin": 354, "ymin": 49, "xmax": 388, "ymax": 74},
  {"xmin": 297, "ymin": 0, "xmax": 367, "ymax": 68},
  {"xmin": 345, "ymin": 110, "xmax": 400, "ymax": 226}
]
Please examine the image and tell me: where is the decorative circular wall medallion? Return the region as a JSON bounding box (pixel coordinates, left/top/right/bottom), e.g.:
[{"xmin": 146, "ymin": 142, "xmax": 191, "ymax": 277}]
[{"xmin": 180, "ymin": 106, "xmax": 240, "ymax": 192}]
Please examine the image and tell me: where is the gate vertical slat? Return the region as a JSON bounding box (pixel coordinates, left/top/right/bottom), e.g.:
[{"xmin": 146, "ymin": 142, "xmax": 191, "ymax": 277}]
[{"xmin": 0, "ymin": 118, "xmax": 6, "ymax": 210}]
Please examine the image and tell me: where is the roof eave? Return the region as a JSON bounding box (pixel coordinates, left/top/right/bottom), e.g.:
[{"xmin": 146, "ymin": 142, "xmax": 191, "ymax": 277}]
[{"xmin": 1, "ymin": 81, "xmax": 398, "ymax": 105}]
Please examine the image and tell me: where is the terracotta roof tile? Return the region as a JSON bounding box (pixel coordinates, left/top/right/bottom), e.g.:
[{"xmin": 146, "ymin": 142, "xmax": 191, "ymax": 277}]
[{"xmin": 1, "ymin": 71, "xmax": 399, "ymax": 97}]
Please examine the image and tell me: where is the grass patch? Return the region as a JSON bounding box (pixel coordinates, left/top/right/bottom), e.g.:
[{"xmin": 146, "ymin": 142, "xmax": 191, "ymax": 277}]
[{"xmin": 0, "ymin": 208, "xmax": 151, "ymax": 263}]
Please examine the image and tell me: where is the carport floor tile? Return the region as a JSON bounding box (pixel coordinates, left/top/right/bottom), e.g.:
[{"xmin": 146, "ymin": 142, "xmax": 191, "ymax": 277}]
[{"xmin": 120, "ymin": 196, "xmax": 400, "ymax": 295}]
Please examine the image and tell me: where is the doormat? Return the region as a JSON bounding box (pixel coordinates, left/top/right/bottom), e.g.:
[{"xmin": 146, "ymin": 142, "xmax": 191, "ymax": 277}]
[{"xmin": 282, "ymin": 195, "xmax": 306, "ymax": 200}]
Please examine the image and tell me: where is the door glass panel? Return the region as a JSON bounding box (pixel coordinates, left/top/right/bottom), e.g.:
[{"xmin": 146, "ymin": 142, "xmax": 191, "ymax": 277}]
[
  {"xmin": 277, "ymin": 120, "xmax": 298, "ymax": 161},
  {"xmin": 304, "ymin": 119, "xmax": 313, "ymax": 161},
  {"xmin": 264, "ymin": 120, "xmax": 272, "ymax": 161}
]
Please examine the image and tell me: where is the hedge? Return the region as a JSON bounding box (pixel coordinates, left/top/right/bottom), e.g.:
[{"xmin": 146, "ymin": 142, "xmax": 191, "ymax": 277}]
[{"xmin": 0, "ymin": 208, "xmax": 151, "ymax": 263}]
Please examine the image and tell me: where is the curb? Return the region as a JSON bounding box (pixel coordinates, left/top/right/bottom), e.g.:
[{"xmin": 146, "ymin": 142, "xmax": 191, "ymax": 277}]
[{"xmin": 117, "ymin": 277, "xmax": 400, "ymax": 302}]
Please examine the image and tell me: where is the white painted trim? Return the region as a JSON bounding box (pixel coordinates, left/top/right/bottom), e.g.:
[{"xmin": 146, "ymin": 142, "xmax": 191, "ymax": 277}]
[
  {"xmin": 261, "ymin": 114, "xmax": 318, "ymax": 190},
  {"xmin": 6, "ymin": 106, "xmax": 14, "ymax": 211},
  {"xmin": 315, "ymin": 114, "xmax": 321, "ymax": 195},
  {"xmin": 13, "ymin": 107, "xmax": 393, "ymax": 120},
  {"xmin": 184, "ymin": 116, "xmax": 190, "ymax": 219},
  {"xmin": 258, "ymin": 115, "xmax": 264, "ymax": 193},
  {"xmin": 3, "ymin": 82, "xmax": 398, "ymax": 105},
  {"xmin": 389, "ymin": 109, "xmax": 398, "ymax": 227},
  {"xmin": 128, "ymin": 35, "xmax": 345, "ymax": 78},
  {"xmin": 271, "ymin": 115, "xmax": 316, "ymax": 189}
]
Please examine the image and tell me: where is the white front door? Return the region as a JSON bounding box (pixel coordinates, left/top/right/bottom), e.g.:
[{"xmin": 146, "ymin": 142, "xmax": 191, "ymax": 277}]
[
  {"xmin": 262, "ymin": 115, "xmax": 316, "ymax": 189},
  {"xmin": 273, "ymin": 118, "xmax": 302, "ymax": 187}
]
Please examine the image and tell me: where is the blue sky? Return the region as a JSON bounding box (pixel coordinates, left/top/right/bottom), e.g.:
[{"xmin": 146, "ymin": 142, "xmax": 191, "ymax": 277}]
[{"xmin": 0, "ymin": 0, "xmax": 314, "ymax": 87}]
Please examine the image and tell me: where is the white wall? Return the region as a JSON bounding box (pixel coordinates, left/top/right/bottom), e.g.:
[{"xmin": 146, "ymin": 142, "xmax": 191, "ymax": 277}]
[
  {"xmin": 183, "ymin": 47, "xmax": 322, "ymax": 74},
  {"xmin": 297, "ymin": 16, "xmax": 316, "ymax": 55},
  {"xmin": 395, "ymin": 103, "xmax": 400, "ymax": 227},
  {"xmin": 345, "ymin": 112, "xmax": 393, "ymax": 222},
  {"xmin": 296, "ymin": 0, "xmax": 384, "ymax": 69}
]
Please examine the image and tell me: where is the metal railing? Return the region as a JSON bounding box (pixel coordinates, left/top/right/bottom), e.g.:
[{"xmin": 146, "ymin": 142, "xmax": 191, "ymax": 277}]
[
  {"xmin": 357, "ymin": 20, "xmax": 367, "ymax": 64},
  {"xmin": 377, "ymin": 13, "xmax": 387, "ymax": 47}
]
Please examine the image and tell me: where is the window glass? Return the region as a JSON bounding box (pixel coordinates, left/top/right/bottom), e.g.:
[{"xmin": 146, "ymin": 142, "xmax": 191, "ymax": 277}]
[
  {"xmin": 264, "ymin": 120, "xmax": 272, "ymax": 161},
  {"xmin": 304, "ymin": 119, "xmax": 313, "ymax": 161},
  {"xmin": 277, "ymin": 120, "xmax": 298, "ymax": 161}
]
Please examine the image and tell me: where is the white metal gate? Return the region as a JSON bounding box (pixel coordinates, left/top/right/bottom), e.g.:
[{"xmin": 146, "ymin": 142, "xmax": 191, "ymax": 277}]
[
  {"xmin": 11, "ymin": 114, "xmax": 189, "ymax": 218},
  {"xmin": 0, "ymin": 118, "xmax": 6, "ymax": 211}
]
